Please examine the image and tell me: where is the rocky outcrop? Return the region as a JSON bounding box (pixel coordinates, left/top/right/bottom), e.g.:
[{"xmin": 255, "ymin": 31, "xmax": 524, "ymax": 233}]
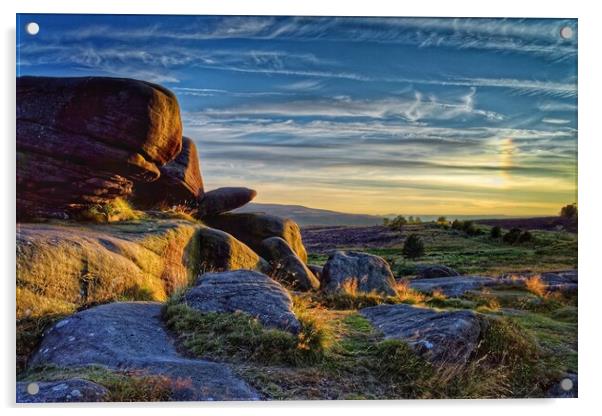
[
  {"xmin": 409, "ymin": 276, "xmax": 497, "ymax": 297},
  {"xmin": 360, "ymin": 303, "xmax": 484, "ymax": 363},
  {"xmin": 16, "ymin": 219, "xmax": 200, "ymax": 319},
  {"xmin": 17, "ymin": 76, "xmax": 182, "ymax": 219},
  {"xmin": 182, "ymin": 270, "xmax": 301, "ymax": 333},
  {"xmin": 415, "ymin": 264, "xmax": 459, "ymax": 279},
  {"xmin": 132, "ymin": 137, "xmax": 204, "ymax": 208},
  {"xmin": 321, "ymin": 251, "xmax": 397, "ymax": 296},
  {"xmin": 260, "ymin": 237, "xmax": 319, "ymax": 290},
  {"xmin": 499, "ymin": 270, "xmax": 578, "ymax": 294},
  {"xmin": 197, "ymin": 226, "xmax": 270, "ymax": 273},
  {"xmin": 197, "ymin": 187, "xmax": 257, "ymax": 217},
  {"xmin": 29, "ymin": 302, "xmax": 259, "ymax": 401},
  {"xmin": 17, "ymin": 379, "xmax": 109, "ymax": 403},
  {"xmin": 203, "ymin": 213, "xmax": 308, "ymax": 263}
]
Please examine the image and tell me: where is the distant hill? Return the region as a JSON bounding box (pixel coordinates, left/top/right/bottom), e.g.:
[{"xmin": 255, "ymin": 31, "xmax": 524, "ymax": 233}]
[{"xmin": 234, "ymin": 203, "xmax": 384, "ymax": 227}]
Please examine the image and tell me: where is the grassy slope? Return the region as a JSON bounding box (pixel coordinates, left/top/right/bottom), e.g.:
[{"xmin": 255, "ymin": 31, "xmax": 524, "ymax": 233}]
[{"xmin": 308, "ymin": 223, "xmax": 577, "ymax": 276}]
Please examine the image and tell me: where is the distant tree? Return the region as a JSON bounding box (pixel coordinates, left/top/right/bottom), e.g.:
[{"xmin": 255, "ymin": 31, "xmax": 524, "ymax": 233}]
[
  {"xmin": 383, "ymin": 218, "xmax": 390, "ymax": 227},
  {"xmin": 451, "ymin": 219, "xmax": 463, "ymax": 230},
  {"xmin": 560, "ymin": 203, "xmax": 578, "ymax": 219},
  {"xmin": 414, "ymin": 217, "xmax": 422, "ymax": 224},
  {"xmin": 387, "ymin": 215, "xmax": 407, "ymax": 230},
  {"xmin": 437, "ymin": 216, "xmax": 447, "ymax": 224},
  {"xmin": 490, "ymin": 225, "xmax": 502, "ymax": 239},
  {"xmin": 436, "ymin": 216, "xmax": 450, "ymax": 229},
  {"xmin": 518, "ymin": 230, "xmax": 534, "ymax": 243},
  {"xmin": 503, "ymin": 228, "xmax": 523, "ymax": 244},
  {"xmin": 402, "ymin": 234, "xmax": 425, "ymax": 259}
]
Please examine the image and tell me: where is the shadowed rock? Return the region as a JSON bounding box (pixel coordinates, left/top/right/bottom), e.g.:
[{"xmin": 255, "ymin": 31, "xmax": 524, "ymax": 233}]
[
  {"xmin": 16, "ymin": 379, "xmax": 109, "ymax": 403},
  {"xmin": 183, "ymin": 270, "xmax": 301, "ymax": 333},
  {"xmin": 415, "ymin": 264, "xmax": 459, "ymax": 279},
  {"xmin": 197, "ymin": 187, "xmax": 257, "ymax": 217},
  {"xmin": 360, "ymin": 303, "xmax": 484, "ymax": 363},
  {"xmin": 307, "ymin": 264, "xmax": 323, "ymax": 280},
  {"xmin": 499, "ymin": 270, "xmax": 578, "ymax": 294},
  {"xmin": 321, "ymin": 251, "xmax": 397, "ymax": 296},
  {"xmin": 260, "ymin": 237, "xmax": 319, "ymax": 290},
  {"xmin": 17, "ymin": 76, "xmax": 183, "ymax": 219},
  {"xmin": 197, "ymin": 226, "xmax": 270, "ymax": 273},
  {"xmin": 409, "ymin": 276, "xmax": 497, "ymax": 297},
  {"xmin": 29, "ymin": 302, "xmax": 258, "ymax": 401},
  {"xmin": 203, "ymin": 213, "xmax": 307, "ymax": 263},
  {"xmin": 133, "ymin": 137, "xmax": 204, "ymax": 208}
]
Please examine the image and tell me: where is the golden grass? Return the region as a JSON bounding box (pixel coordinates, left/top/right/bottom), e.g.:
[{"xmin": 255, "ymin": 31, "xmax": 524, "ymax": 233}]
[
  {"xmin": 525, "ymin": 275, "xmax": 547, "ymax": 297},
  {"xmin": 78, "ymin": 198, "xmax": 144, "ymax": 223},
  {"xmin": 395, "ymin": 280, "xmax": 427, "ymax": 304}
]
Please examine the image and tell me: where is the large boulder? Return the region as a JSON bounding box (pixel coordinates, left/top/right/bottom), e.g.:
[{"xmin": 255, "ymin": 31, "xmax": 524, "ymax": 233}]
[
  {"xmin": 409, "ymin": 276, "xmax": 497, "ymax": 297},
  {"xmin": 321, "ymin": 251, "xmax": 397, "ymax": 296},
  {"xmin": 29, "ymin": 302, "xmax": 259, "ymax": 401},
  {"xmin": 196, "ymin": 187, "xmax": 257, "ymax": 217},
  {"xmin": 360, "ymin": 303, "xmax": 484, "ymax": 363},
  {"xmin": 260, "ymin": 237, "xmax": 319, "ymax": 290},
  {"xmin": 17, "ymin": 76, "xmax": 183, "ymax": 219},
  {"xmin": 196, "ymin": 226, "xmax": 270, "ymax": 273},
  {"xmin": 16, "ymin": 219, "xmax": 200, "ymax": 320},
  {"xmin": 132, "ymin": 137, "xmax": 204, "ymax": 208},
  {"xmin": 17, "ymin": 379, "xmax": 109, "ymax": 403},
  {"xmin": 415, "ymin": 264, "xmax": 460, "ymax": 279},
  {"xmin": 203, "ymin": 213, "xmax": 307, "ymax": 263},
  {"xmin": 182, "ymin": 270, "xmax": 301, "ymax": 333}
]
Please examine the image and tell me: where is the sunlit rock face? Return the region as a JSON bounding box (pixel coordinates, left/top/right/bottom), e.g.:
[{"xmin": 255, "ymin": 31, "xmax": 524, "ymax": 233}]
[{"xmin": 17, "ymin": 76, "xmax": 183, "ymax": 219}]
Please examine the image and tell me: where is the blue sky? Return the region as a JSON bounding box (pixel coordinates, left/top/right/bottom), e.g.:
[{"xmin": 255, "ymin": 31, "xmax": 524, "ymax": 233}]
[{"xmin": 17, "ymin": 15, "xmax": 577, "ymax": 215}]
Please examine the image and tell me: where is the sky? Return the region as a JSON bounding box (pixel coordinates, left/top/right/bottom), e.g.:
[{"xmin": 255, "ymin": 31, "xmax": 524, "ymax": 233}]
[{"xmin": 16, "ymin": 15, "xmax": 578, "ymax": 216}]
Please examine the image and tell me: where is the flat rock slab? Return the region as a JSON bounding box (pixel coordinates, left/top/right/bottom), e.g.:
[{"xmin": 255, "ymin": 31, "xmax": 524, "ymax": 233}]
[
  {"xmin": 415, "ymin": 264, "xmax": 460, "ymax": 279},
  {"xmin": 500, "ymin": 270, "xmax": 578, "ymax": 293},
  {"xmin": 17, "ymin": 379, "xmax": 109, "ymax": 403},
  {"xmin": 360, "ymin": 304, "xmax": 484, "ymax": 363},
  {"xmin": 197, "ymin": 187, "xmax": 257, "ymax": 217},
  {"xmin": 409, "ymin": 276, "xmax": 497, "ymax": 297},
  {"xmin": 29, "ymin": 302, "xmax": 258, "ymax": 401},
  {"xmin": 183, "ymin": 270, "xmax": 301, "ymax": 333}
]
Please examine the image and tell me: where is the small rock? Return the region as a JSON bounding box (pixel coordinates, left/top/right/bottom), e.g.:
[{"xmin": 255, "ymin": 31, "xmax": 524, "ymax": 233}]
[
  {"xmin": 360, "ymin": 303, "xmax": 484, "ymax": 363},
  {"xmin": 321, "ymin": 251, "xmax": 397, "ymax": 296},
  {"xmin": 260, "ymin": 237, "xmax": 319, "ymax": 290},
  {"xmin": 183, "ymin": 270, "xmax": 301, "ymax": 333},
  {"xmin": 197, "ymin": 226, "xmax": 270, "ymax": 273},
  {"xmin": 17, "ymin": 379, "xmax": 109, "ymax": 403},
  {"xmin": 203, "ymin": 213, "xmax": 307, "ymax": 262},
  {"xmin": 307, "ymin": 264, "xmax": 323, "ymax": 280},
  {"xmin": 410, "ymin": 276, "xmax": 497, "ymax": 297},
  {"xmin": 197, "ymin": 187, "xmax": 257, "ymax": 217},
  {"xmin": 415, "ymin": 264, "xmax": 460, "ymax": 279}
]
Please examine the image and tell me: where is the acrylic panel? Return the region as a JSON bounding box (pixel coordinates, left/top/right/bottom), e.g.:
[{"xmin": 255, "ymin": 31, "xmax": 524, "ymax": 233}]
[{"xmin": 16, "ymin": 14, "xmax": 578, "ymax": 402}]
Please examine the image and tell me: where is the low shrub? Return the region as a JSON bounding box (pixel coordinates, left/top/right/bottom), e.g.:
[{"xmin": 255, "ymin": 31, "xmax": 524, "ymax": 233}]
[
  {"xmin": 402, "ymin": 234, "xmax": 425, "ymax": 259},
  {"xmin": 490, "ymin": 226, "xmax": 502, "ymax": 239}
]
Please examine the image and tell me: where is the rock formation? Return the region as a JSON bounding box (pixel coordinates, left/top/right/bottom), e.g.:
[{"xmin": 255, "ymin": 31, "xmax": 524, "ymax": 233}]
[
  {"xmin": 132, "ymin": 137, "xmax": 204, "ymax": 208},
  {"xmin": 203, "ymin": 213, "xmax": 308, "ymax": 263},
  {"xmin": 17, "ymin": 76, "xmax": 183, "ymax": 219},
  {"xmin": 28, "ymin": 302, "xmax": 259, "ymax": 401},
  {"xmin": 360, "ymin": 303, "xmax": 484, "ymax": 363},
  {"xmin": 196, "ymin": 187, "xmax": 257, "ymax": 217},
  {"xmin": 321, "ymin": 251, "xmax": 397, "ymax": 296},
  {"xmin": 182, "ymin": 270, "xmax": 301, "ymax": 333},
  {"xmin": 260, "ymin": 237, "xmax": 319, "ymax": 290}
]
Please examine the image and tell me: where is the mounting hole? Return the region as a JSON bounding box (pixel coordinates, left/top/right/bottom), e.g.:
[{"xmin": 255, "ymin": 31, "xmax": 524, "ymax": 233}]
[
  {"xmin": 26, "ymin": 382, "xmax": 40, "ymax": 395},
  {"xmin": 560, "ymin": 378, "xmax": 574, "ymax": 391},
  {"xmin": 560, "ymin": 26, "xmax": 573, "ymax": 40},
  {"xmin": 25, "ymin": 22, "xmax": 40, "ymax": 36}
]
